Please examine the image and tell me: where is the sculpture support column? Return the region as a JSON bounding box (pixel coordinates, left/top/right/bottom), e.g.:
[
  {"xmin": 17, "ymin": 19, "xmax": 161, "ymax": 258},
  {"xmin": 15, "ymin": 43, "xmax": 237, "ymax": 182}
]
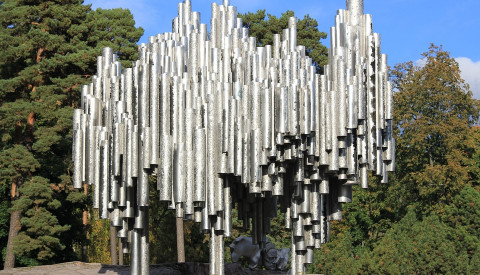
[{"xmin": 176, "ymin": 216, "xmax": 185, "ymax": 263}]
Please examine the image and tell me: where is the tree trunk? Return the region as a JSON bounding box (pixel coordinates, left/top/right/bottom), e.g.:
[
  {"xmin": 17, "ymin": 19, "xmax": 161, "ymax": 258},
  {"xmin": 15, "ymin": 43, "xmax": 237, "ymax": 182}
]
[
  {"xmin": 176, "ymin": 217, "xmax": 185, "ymax": 263},
  {"xmin": 110, "ymin": 225, "xmax": 117, "ymax": 265},
  {"xmin": 4, "ymin": 183, "xmax": 20, "ymax": 269}
]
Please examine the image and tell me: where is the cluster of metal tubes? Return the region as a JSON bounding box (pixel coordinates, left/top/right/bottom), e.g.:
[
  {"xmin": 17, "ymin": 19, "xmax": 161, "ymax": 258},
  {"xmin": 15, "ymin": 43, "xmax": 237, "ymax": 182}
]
[{"xmin": 72, "ymin": 0, "xmax": 394, "ymax": 274}]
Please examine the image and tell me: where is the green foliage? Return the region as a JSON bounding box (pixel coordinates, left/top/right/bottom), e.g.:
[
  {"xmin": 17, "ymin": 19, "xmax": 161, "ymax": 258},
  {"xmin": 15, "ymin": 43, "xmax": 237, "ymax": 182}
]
[
  {"xmin": 86, "ymin": 211, "xmax": 111, "ymax": 264},
  {"xmin": 0, "ymin": 0, "xmax": 142, "ymax": 267},
  {"xmin": 365, "ymin": 208, "xmax": 467, "ymax": 274},
  {"xmin": 309, "ymin": 229, "xmax": 362, "ymax": 275},
  {"xmin": 0, "ymin": 145, "xmax": 40, "ymax": 183},
  {"xmin": 85, "ymin": 8, "xmax": 144, "ymax": 69},
  {"xmin": 390, "ymin": 44, "xmax": 480, "ymax": 214},
  {"xmin": 469, "ymin": 248, "xmax": 480, "ymax": 274},
  {"xmin": 313, "ymin": 201, "xmax": 480, "ymax": 274},
  {"xmin": 442, "ymin": 185, "xmax": 480, "ymax": 263},
  {"xmin": 238, "ymin": 10, "xmax": 328, "ymax": 72},
  {"xmin": 0, "ymin": 184, "xmax": 9, "ymax": 269},
  {"xmin": 267, "ymin": 208, "xmax": 291, "ymax": 250},
  {"xmin": 11, "ymin": 176, "xmax": 70, "ymax": 264},
  {"xmin": 149, "ymin": 176, "xmax": 209, "ymax": 263}
]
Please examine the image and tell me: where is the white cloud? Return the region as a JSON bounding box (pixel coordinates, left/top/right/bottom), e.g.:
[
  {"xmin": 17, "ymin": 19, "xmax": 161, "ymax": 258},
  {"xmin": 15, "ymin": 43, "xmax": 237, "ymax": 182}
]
[
  {"xmin": 414, "ymin": 57, "xmax": 480, "ymax": 99},
  {"xmin": 456, "ymin": 57, "xmax": 480, "ymax": 100},
  {"xmin": 415, "ymin": 57, "xmax": 426, "ymax": 67}
]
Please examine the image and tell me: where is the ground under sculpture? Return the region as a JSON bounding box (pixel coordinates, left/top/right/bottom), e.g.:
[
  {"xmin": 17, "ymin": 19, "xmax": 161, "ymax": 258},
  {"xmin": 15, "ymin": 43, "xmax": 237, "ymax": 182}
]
[{"xmin": 72, "ymin": 0, "xmax": 394, "ymax": 273}]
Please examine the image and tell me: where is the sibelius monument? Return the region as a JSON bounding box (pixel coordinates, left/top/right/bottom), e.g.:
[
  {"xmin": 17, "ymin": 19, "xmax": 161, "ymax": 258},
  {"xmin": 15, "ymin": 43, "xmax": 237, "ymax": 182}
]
[{"xmin": 72, "ymin": 0, "xmax": 395, "ymax": 274}]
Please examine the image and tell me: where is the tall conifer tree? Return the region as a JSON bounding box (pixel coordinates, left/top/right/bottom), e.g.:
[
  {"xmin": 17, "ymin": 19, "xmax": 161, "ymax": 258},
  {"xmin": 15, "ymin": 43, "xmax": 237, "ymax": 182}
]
[{"xmin": 0, "ymin": 0, "xmax": 143, "ymax": 268}]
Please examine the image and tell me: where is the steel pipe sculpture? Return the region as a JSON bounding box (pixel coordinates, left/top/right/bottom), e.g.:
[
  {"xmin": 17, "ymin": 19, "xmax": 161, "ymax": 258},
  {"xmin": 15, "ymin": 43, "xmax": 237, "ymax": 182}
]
[{"xmin": 72, "ymin": 0, "xmax": 394, "ymax": 273}]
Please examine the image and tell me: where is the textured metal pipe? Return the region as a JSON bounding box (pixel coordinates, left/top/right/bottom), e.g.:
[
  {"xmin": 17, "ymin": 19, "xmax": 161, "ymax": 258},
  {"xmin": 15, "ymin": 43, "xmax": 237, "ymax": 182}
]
[
  {"xmin": 138, "ymin": 167, "xmax": 149, "ymax": 207},
  {"xmin": 130, "ymin": 228, "xmax": 140, "ymax": 275},
  {"xmin": 131, "ymin": 126, "xmax": 139, "ymax": 178},
  {"xmin": 288, "ymin": 17, "xmax": 297, "ymax": 53},
  {"xmin": 224, "ymin": 178, "xmax": 232, "ymax": 237},
  {"xmin": 158, "ymin": 134, "xmax": 172, "ymax": 201},
  {"xmin": 73, "ymin": 109, "xmax": 83, "ymax": 189},
  {"xmin": 184, "ymin": 109, "xmax": 195, "ymax": 215},
  {"xmin": 113, "ymin": 123, "xmax": 121, "ymax": 177},
  {"xmin": 125, "ymin": 119, "xmax": 134, "ymax": 187},
  {"xmin": 99, "ymin": 134, "xmax": 109, "ymax": 219},
  {"xmin": 92, "ymin": 126, "xmax": 101, "ymax": 209},
  {"xmin": 150, "ymin": 57, "xmax": 160, "ymax": 166},
  {"xmin": 194, "ymin": 128, "xmax": 206, "ymax": 202},
  {"xmin": 173, "ymin": 142, "xmax": 185, "ymax": 204},
  {"xmin": 209, "ymin": 226, "xmax": 217, "ymax": 275},
  {"xmin": 139, "ymin": 209, "xmax": 150, "ymax": 275}
]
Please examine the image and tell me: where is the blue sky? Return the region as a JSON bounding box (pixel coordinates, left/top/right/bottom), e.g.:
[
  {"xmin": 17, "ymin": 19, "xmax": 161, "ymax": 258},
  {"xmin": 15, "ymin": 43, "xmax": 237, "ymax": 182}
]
[{"xmin": 84, "ymin": 0, "xmax": 480, "ymax": 98}]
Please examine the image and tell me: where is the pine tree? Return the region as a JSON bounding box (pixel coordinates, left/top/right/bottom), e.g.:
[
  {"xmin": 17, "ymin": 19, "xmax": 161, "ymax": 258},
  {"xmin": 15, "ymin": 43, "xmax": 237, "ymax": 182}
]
[
  {"xmin": 0, "ymin": 0, "xmax": 143, "ymax": 268},
  {"xmin": 0, "ymin": 184, "xmax": 10, "ymax": 269}
]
